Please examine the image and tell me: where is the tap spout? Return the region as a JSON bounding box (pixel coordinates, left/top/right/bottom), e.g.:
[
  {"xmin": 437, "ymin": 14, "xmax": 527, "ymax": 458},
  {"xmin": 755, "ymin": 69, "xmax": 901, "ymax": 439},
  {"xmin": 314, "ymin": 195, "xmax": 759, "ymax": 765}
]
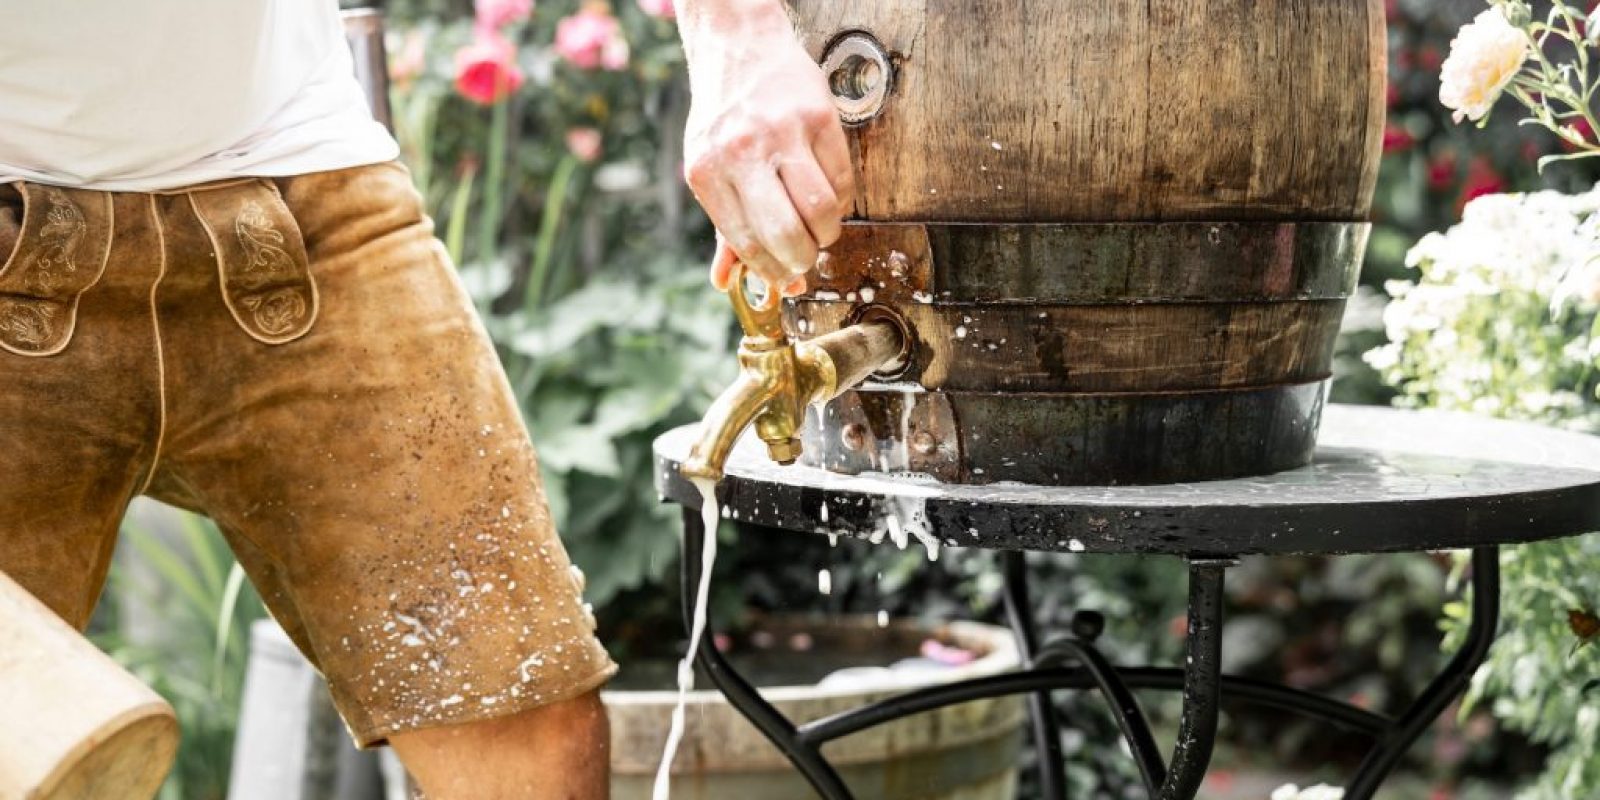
[
  {"xmin": 681, "ymin": 318, "xmax": 906, "ymax": 483},
  {"xmin": 681, "ymin": 362, "xmax": 782, "ymax": 484}
]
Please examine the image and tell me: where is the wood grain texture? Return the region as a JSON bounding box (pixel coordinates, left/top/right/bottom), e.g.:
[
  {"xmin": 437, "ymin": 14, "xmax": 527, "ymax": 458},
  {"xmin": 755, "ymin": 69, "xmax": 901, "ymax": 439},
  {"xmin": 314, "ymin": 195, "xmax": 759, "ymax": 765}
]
[
  {"xmin": 793, "ymin": 299, "xmax": 1346, "ymax": 393},
  {"xmin": 786, "ymin": 0, "xmax": 1385, "ymax": 222}
]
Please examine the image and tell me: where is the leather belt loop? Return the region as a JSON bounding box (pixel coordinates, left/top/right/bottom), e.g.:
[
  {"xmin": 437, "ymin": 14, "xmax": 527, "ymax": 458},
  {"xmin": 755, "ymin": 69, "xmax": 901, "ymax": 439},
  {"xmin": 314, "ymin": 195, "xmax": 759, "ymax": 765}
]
[
  {"xmin": 187, "ymin": 178, "xmax": 319, "ymax": 344},
  {"xmin": 0, "ymin": 184, "xmax": 113, "ymax": 357}
]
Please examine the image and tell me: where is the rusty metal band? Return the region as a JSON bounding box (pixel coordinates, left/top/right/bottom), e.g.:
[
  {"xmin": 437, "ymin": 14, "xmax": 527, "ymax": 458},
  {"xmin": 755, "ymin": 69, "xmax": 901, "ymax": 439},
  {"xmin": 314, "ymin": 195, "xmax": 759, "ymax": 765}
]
[
  {"xmin": 805, "ymin": 221, "xmax": 1367, "ymax": 304},
  {"xmin": 800, "ymin": 381, "xmax": 1328, "ymax": 486}
]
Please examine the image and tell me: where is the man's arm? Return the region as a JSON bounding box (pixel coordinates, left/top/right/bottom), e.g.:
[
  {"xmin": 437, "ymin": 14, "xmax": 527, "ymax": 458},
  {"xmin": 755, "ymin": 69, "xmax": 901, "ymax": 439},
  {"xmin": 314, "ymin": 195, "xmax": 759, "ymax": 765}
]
[{"xmin": 678, "ymin": 0, "xmax": 854, "ymax": 295}]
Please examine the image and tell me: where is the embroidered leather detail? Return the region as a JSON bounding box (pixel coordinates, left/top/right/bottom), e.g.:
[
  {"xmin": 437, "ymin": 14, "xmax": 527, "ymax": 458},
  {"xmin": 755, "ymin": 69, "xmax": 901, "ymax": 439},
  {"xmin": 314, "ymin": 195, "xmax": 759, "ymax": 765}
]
[
  {"xmin": 24, "ymin": 190, "xmax": 87, "ymax": 294},
  {"xmin": 0, "ymin": 297, "xmax": 58, "ymax": 348},
  {"xmin": 0, "ymin": 185, "xmax": 112, "ymax": 357},
  {"xmin": 188, "ymin": 181, "xmax": 318, "ymax": 345},
  {"xmin": 235, "ymin": 201, "xmax": 298, "ymax": 285},
  {"xmin": 242, "ymin": 286, "xmax": 310, "ymax": 338}
]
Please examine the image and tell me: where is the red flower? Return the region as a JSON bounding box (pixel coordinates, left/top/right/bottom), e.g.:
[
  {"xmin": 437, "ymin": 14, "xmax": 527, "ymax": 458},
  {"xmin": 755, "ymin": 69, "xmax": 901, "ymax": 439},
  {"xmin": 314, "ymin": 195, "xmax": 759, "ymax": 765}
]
[
  {"xmin": 1563, "ymin": 117, "xmax": 1596, "ymax": 152},
  {"xmin": 1427, "ymin": 153, "xmax": 1458, "ymax": 190},
  {"xmin": 1387, "ymin": 81, "xmax": 1402, "ymax": 108},
  {"xmin": 1418, "ymin": 45, "xmax": 1444, "ymax": 72},
  {"xmin": 1456, "ymin": 157, "xmax": 1505, "ymax": 215},
  {"xmin": 453, "ymin": 32, "xmax": 524, "ymax": 105},
  {"xmin": 1382, "ymin": 124, "xmax": 1414, "ymax": 154}
]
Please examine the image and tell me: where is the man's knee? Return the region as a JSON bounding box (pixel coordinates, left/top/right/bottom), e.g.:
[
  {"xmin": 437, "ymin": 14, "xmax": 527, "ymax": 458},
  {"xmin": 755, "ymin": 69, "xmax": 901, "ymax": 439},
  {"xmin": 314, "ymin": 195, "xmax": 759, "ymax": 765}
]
[{"xmin": 390, "ymin": 691, "xmax": 610, "ymax": 800}]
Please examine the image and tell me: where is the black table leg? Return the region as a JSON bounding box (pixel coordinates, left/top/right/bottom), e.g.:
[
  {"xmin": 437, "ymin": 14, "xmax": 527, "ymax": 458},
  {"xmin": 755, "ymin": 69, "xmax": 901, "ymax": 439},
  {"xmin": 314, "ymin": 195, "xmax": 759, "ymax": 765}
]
[
  {"xmin": 1032, "ymin": 558, "xmax": 1229, "ymax": 800},
  {"xmin": 1158, "ymin": 558, "xmax": 1229, "ymax": 800},
  {"xmin": 1343, "ymin": 546, "xmax": 1501, "ymax": 800},
  {"xmin": 1001, "ymin": 551, "xmax": 1069, "ymax": 800},
  {"xmin": 678, "ymin": 506, "xmax": 855, "ymax": 799},
  {"xmin": 676, "ymin": 506, "xmax": 1492, "ymax": 800}
]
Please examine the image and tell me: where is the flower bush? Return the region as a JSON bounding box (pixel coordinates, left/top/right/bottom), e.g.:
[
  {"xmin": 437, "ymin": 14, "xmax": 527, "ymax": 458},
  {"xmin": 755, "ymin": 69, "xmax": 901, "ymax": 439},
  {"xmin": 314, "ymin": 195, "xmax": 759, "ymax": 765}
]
[
  {"xmin": 1368, "ymin": 188, "xmax": 1600, "ymax": 424},
  {"xmin": 1368, "ymin": 187, "xmax": 1600, "ymax": 798},
  {"xmin": 1369, "ymin": 4, "xmax": 1600, "ymax": 793}
]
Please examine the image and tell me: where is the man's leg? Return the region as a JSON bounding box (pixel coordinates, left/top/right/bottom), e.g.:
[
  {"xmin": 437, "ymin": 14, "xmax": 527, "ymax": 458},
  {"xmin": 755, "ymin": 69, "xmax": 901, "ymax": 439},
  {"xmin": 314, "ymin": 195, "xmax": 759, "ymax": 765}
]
[
  {"xmin": 390, "ymin": 691, "xmax": 609, "ymax": 799},
  {"xmin": 143, "ymin": 163, "xmax": 616, "ymax": 796},
  {"xmin": 0, "ymin": 185, "xmax": 162, "ymax": 628}
]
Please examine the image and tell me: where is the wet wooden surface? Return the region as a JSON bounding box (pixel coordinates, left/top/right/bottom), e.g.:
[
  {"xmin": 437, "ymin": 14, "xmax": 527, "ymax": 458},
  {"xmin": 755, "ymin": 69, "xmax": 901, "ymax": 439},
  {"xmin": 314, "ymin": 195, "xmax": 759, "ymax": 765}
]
[
  {"xmin": 787, "ymin": 0, "xmax": 1386, "ymax": 222},
  {"xmin": 654, "ymin": 406, "xmax": 1600, "ymax": 556}
]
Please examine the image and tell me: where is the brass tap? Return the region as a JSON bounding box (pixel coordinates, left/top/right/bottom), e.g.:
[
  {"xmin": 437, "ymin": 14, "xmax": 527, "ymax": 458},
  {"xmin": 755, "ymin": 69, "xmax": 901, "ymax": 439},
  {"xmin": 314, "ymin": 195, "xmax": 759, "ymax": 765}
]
[{"xmin": 681, "ymin": 262, "xmax": 907, "ymax": 482}]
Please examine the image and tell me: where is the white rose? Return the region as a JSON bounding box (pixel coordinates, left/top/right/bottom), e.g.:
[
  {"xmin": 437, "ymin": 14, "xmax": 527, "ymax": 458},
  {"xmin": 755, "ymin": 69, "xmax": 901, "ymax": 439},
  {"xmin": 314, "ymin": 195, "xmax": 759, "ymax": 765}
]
[{"xmin": 1439, "ymin": 7, "xmax": 1530, "ymax": 123}]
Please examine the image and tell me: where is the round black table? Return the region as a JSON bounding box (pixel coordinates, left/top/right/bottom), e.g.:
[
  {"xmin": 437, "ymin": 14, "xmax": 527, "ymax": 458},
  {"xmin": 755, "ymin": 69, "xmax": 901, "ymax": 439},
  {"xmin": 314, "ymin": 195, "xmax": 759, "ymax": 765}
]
[{"xmin": 652, "ymin": 405, "xmax": 1600, "ymax": 800}]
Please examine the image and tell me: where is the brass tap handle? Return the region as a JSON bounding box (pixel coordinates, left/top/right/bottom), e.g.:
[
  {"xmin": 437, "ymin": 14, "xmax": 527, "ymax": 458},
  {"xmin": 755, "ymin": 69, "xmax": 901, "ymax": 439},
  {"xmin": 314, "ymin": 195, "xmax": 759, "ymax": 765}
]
[{"xmin": 726, "ymin": 261, "xmax": 785, "ymax": 344}]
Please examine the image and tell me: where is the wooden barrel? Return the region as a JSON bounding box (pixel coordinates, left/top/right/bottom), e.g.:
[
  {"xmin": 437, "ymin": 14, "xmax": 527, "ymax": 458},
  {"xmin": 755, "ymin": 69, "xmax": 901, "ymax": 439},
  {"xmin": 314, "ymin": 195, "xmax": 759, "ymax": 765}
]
[
  {"xmin": 0, "ymin": 570, "xmax": 178, "ymax": 800},
  {"xmin": 785, "ymin": 0, "xmax": 1385, "ymax": 485}
]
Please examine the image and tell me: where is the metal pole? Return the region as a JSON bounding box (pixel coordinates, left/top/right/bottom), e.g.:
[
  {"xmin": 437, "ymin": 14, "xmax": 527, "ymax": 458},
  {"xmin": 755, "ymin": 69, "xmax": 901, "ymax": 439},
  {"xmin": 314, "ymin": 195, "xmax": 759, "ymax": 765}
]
[
  {"xmin": 1001, "ymin": 550, "xmax": 1069, "ymax": 800},
  {"xmin": 1153, "ymin": 559, "xmax": 1230, "ymax": 800},
  {"xmin": 1344, "ymin": 546, "xmax": 1501, "ymax": 800}
]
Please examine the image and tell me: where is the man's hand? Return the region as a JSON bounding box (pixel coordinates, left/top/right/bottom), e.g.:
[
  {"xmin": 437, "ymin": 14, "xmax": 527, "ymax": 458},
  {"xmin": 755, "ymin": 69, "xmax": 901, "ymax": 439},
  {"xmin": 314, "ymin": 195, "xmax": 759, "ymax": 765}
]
[{"xmin": 679, "ymin": 0, "xmax": 854, "ymax": 296}]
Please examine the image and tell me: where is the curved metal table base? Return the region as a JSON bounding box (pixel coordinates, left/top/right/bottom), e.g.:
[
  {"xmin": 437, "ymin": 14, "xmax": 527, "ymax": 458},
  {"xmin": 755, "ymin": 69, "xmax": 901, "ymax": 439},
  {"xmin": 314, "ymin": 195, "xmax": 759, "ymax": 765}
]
[{"xmin": 679, "ymin": 508, "xmax": 1502, "ymax": 800}]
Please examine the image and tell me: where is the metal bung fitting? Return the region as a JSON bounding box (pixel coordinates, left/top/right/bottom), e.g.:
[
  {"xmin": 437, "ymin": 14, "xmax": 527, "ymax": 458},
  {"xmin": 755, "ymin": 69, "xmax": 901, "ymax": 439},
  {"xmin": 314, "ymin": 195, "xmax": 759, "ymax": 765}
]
[
  {"xmin": 822, "ymin": 32, "xmax": 893, "ymax": 125},
  {"xmin": 845, "ymin": 303, "xmax": 914, "ymax": 380}
]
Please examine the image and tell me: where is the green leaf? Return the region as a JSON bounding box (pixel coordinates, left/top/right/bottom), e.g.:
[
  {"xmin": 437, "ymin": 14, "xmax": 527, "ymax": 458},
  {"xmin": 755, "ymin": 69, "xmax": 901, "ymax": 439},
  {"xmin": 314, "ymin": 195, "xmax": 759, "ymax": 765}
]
[
  {"xmin": 178, "ymin": 513, "xmax": 225, "ymax": 598},
  {"xmin": 591, "ymin": 382, "xmax": 683, "ymax": 437},
  {"xmin": 124, "ymin": 525, "xmax": 215, "ymax": 624},
  {"xmin": 211, "ymin": 563, "xmax": 249, "ymax": 696},
  {"xmin": 533, "ymin": 425, "xmax": 621, "ymax": 476}
]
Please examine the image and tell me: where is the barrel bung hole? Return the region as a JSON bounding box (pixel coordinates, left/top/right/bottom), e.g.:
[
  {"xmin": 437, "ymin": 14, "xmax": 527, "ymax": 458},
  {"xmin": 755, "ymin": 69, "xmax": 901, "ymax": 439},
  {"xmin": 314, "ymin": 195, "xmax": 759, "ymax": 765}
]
[{"xmin": 830, "ymin": 54, "xmax": 881, "ymax": 101}]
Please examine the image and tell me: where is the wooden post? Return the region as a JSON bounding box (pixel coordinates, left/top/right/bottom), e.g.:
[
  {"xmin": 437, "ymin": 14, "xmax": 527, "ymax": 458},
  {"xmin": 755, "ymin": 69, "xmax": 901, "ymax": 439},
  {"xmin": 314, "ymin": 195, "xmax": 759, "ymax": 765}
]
[{"xmin": 0, "ymin": 570, "xmax": 177, "ymax": 800}]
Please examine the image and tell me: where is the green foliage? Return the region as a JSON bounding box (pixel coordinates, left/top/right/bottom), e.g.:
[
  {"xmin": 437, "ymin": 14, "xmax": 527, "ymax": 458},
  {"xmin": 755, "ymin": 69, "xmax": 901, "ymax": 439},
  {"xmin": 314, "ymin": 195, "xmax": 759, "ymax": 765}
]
[
  {"xmin": 1446, "ymin": 539, "xmax": 1600, "ymax": 798},
  {"xmin": 95, "ymin": 514, "xmax": 267, "ymax": 800},
  {"xmin": 494, "ymin": 257, "xmax": 736, "ymax": 612}
]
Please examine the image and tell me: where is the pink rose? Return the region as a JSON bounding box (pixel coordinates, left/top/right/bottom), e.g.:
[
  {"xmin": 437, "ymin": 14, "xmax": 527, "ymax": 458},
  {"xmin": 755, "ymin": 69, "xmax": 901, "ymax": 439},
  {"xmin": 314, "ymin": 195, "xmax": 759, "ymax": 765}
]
[
  {"xmin": 453, "ymin": 32, "xmax": 524, "ymax": 105},
  {"xmin": 637, "ymin": 0, "xmax": 674, "ymax": 20},
  {"xmin": 474, "ymin": 0, "xmax": 533, "ymax": 30},
  {"xmin": 565, "ymin": 127, "xmax": 603, "ymax": 163},
  {"xmin": 555, "ymin": 7, "xmax": 629, "ymax": 71}
]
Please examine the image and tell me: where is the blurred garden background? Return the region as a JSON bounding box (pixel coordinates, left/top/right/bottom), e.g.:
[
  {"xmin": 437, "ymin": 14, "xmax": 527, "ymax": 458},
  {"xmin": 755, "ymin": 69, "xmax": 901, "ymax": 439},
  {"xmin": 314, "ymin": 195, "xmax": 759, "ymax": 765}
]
[{"xmin": 90, "ymin": 0, "xmax": 1600, "ymax": 798}]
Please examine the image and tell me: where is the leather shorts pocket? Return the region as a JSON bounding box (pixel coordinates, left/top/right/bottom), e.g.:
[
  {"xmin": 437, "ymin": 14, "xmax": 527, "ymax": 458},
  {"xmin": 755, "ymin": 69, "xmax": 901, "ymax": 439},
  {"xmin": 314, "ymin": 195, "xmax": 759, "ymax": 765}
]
[
  {"xmin": 187, "ymin": 179, "xmax": 318, "ymax": 345},
  {"xmin": 0, "ymin": 183, "xmax": 113, "ymax": 357}
]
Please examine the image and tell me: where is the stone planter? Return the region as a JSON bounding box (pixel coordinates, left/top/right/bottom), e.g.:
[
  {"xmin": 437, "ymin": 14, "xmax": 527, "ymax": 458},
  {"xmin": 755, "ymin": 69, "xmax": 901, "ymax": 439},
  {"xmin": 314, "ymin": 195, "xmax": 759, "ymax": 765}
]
[{"xmin": 606, "ymin": 616, "xmax": 1024, "ymax": 800}]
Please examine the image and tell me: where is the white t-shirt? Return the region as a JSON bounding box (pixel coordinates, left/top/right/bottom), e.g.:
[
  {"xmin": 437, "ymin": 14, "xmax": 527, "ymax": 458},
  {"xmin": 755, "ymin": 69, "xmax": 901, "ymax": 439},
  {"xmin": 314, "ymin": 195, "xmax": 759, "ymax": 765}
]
[{"xmin": 0, "ymin": 1, "xmax": 400, "ymax": 191}]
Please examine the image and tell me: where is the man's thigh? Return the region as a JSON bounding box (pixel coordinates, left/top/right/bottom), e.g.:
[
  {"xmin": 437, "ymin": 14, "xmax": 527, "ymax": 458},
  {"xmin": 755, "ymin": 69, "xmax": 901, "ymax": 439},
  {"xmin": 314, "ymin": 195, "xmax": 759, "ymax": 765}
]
[
  {"xmin": 148, "ymin": 163, "xmax": 616, "ymax": 746},
  {"xmin": 0, "ymin": 185, "xmax": 163, "ymax": 627}
]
